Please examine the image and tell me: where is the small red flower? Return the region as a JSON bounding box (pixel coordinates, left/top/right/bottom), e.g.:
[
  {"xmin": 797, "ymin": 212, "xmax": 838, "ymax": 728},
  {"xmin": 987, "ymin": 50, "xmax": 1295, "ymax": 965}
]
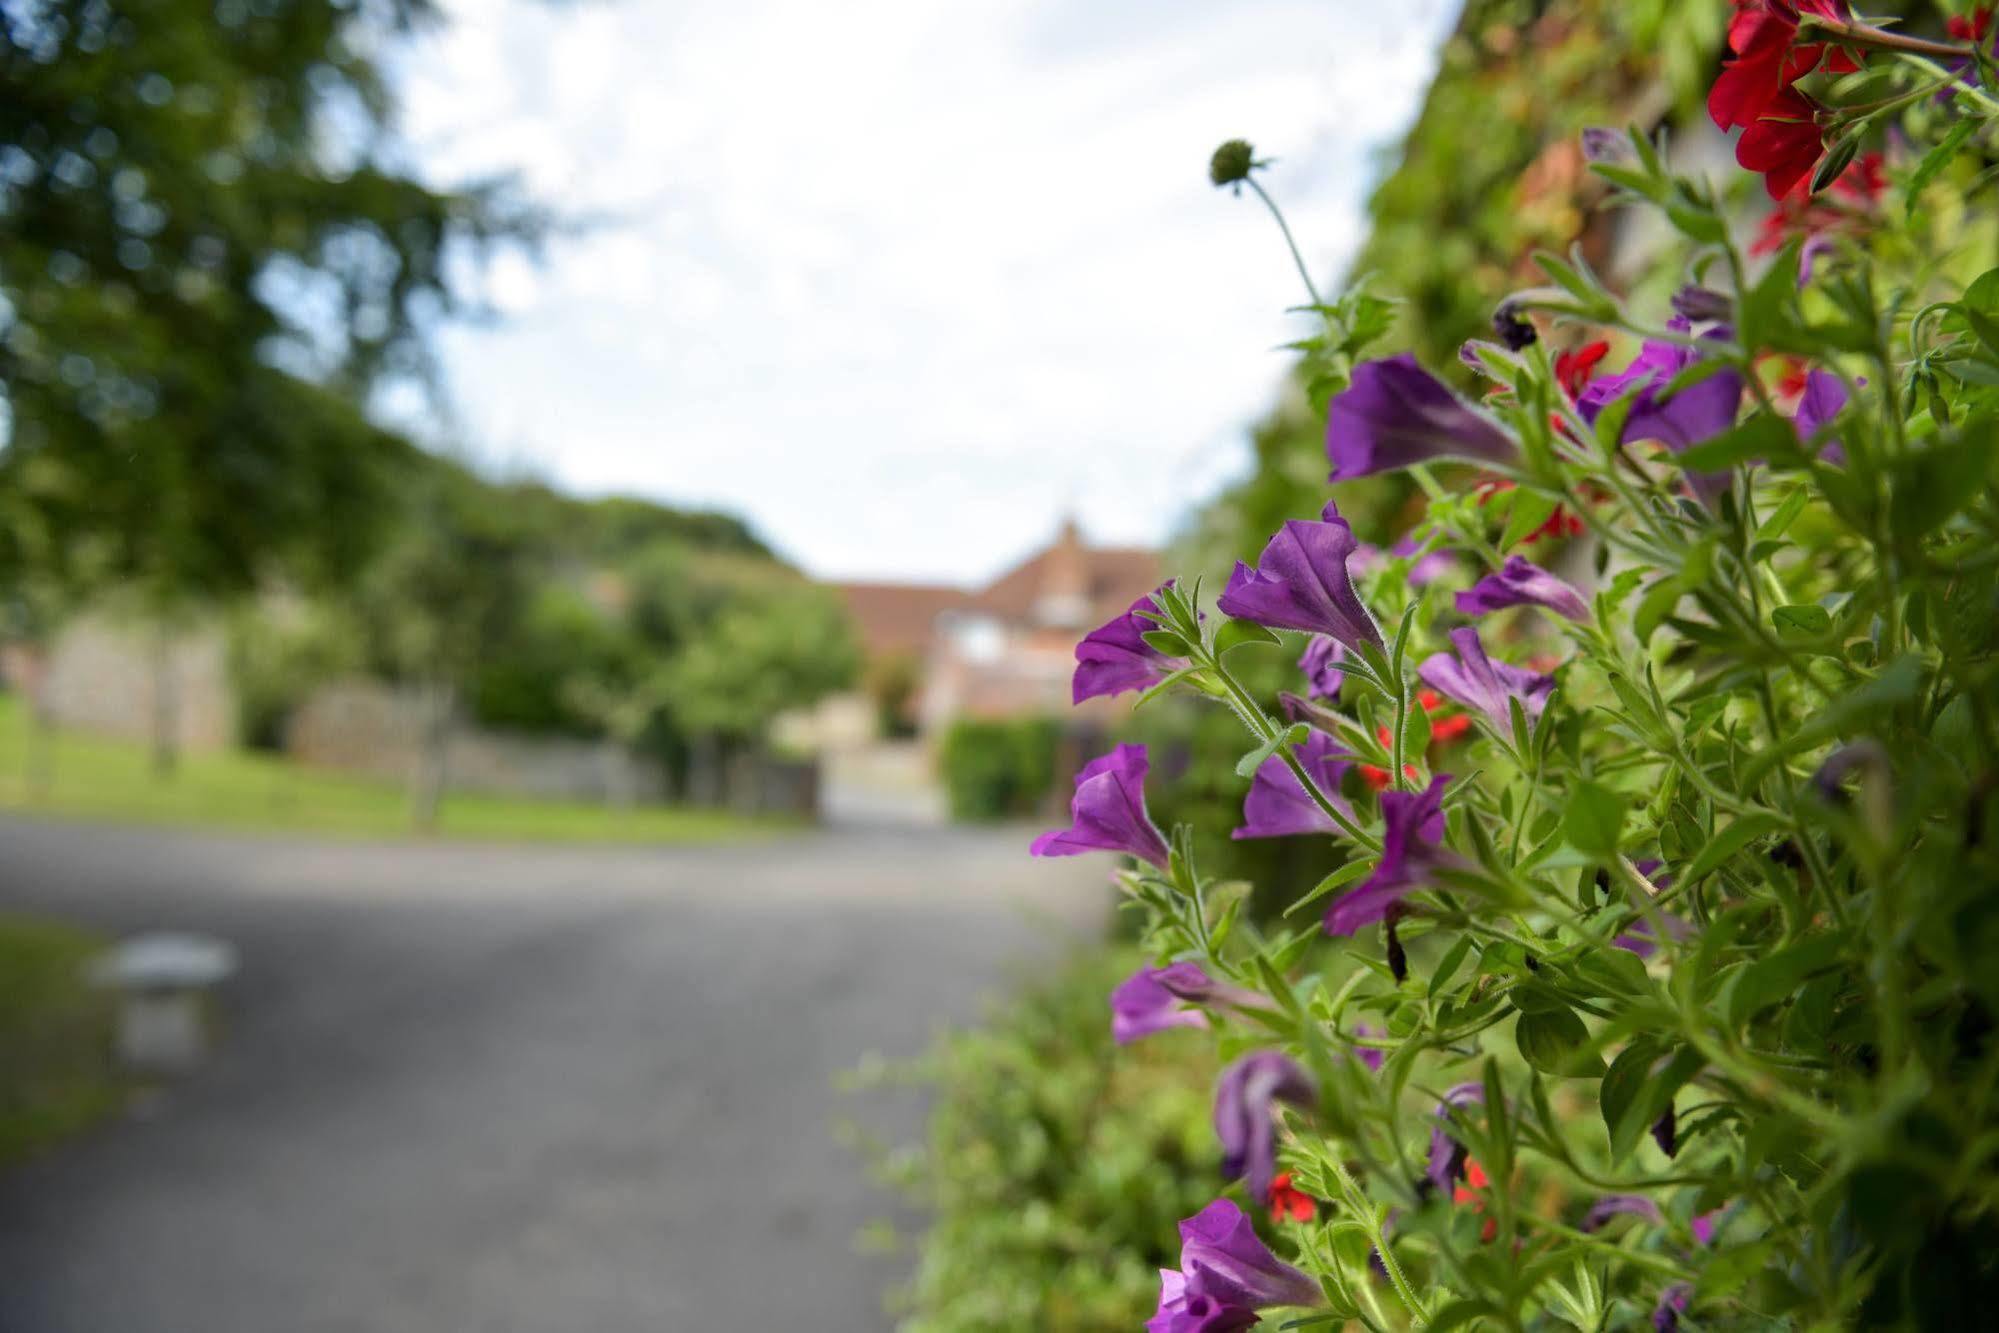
[
  {"xmin": 1752, "ymin": 151, "xmax": 1884, "ymax": 257},
  {"xmin": 1735, "ymin": 89, "xmax": 1826, "ymax": 199},
  {"xmin": 1418, "ymin": 689, "xmax": 1472, "ymax": 743},
  {"xmin": 1554, "ymin": 342, "xmax": 1609, "ymax": 400},
  {"xmin": 1267, "ymin": 1171, "xmax": 1317, "ymax": 1224},
  {"xmin": 1949, "ymin": 7, "xmax": 1994, "ymax": 43},
  {"xmin": 1359, "ymin": 723, "xmax": 1421, "ymax": 791},
  {"xmin": 1452, "ymin": 1157, "xmax": 1500, "ymax": 1243},
  {"xmin": 1708, "ymin": 2, "xmax": 1857, "ymax": 133}
]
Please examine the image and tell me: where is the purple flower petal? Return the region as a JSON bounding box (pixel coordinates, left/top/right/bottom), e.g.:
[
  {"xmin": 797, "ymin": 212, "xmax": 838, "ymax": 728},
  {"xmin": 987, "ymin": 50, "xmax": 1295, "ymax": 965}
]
[
  {"xmin": 1455, "ymin": 555, "xmax": 1590, "ymax": 622},
  {"xmin": 1233, "ymin": 729, "xmax": 1353, "ymax": 841},
  {"xmin": 1216, "ymin": 501, "xmax": 1385, "ymax": 654},
  {"xmin": 1177, "ymin": 1199, "xmax": 1320, "ymax": 1312},
  {"xmin": 1353, "ymin": 1021, "xmax": 1386, "ymax": 1073},
  {"xmin": 1299, "ymin": 637, "xmax": 1346, "ymax": 700},
  {"xmin": 1326, "ymin": 354, "xmax": 1517, "ymax": 480},
  {"xmin": 1653, "ymin": 1283, "xmax": 1692, "ymax": 1333},
  {"xmin": 1425, "ymin": 1082, "xmax": 1485, "ymax": 1194},
  {"xmin": 1612, "ymin": 911, "xmax": 1694, "ymax": 959},
  {"xmin": 1072, "ymin": 584, "xmax": 1186, "ymax": 704},
  {"xmin": 1030, "ymin": 743, "xmax": 1170, "ymax": 869},
  {"xmin": 1110, "ymin": 964, "xmax": 1215, "ymax": 1044},
  {"xmin": 1581, "ymin": 1194, "xmax": 1664, "ymax": 1231},
  {"xmin": 1324, "ymin": 775, "xmax": 1455, "ymax": 937},
  {"xmin": 1792, "ymin": 370, "xmax": 1859, "ymax": 465},
  {"xmin": 1417, "ymin": 627, "xmax": 1554, "ymax": 731},
  {"xmin": 1575, "ymin": 325, "xmax": 1745, "ymax": 500},
  {"xmin": 1214, "ymin": 1052, "xmax": 1316, "ymax": 1206}
]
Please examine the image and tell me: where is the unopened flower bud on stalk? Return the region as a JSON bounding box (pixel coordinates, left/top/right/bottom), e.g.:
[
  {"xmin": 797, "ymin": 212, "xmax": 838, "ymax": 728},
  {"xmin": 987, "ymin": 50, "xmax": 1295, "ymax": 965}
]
[{"xmin": 1209, "ymin": 138, "xmax": 1260, "ymax": 189}]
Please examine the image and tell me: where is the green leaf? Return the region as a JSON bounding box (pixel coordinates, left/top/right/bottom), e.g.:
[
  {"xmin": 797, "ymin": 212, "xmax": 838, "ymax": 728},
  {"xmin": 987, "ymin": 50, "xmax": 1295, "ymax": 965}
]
[
  {"xmin": 1428, "ymin": 933, "xmax": 1474, "ymax": 997},
  {"xmin": 1756, "ymin": 486, "xmax": 1811, "ymax": 543},
  {"xmin": 1213, "ymin": 619, "xmax": 1280, "ymax": 657},
  {"xmin": 1676, "ymin": 412, "xmax": 1802, "ymax": 473},
  {"xmin": 1563, "ymin": 781, "xmax": 1627, "ymax": 857},
  {"xmin": 1634, "ymin": 576, "xmax": 1685, "ymax": 646},
  {"xmin": 1421, "ymin": 1300, "xmax": 1503, "ymax": 1333},
  {"xmin": 1501, "ymin": 489, "xmax": 1562, "ymax": 550},
  {"xmin": 1516, "ymin": 1007, "xmax": 1605, "ymax": 1078},
  {"xmin": 1727, "ymin": 931, "xmax": 1848, "ymax": 1027},
  {"xmin": 1600, "ymin": 1041, "xmax": 1702, "ymax": 1162},
  {"xmin": 1284, "ymin": 859, "xmax": 1372, "ymax": 917},
  {"xmin": 1680, "ymin": 811, "xmax": 1786, "ymax": 883},
  {"xmin": 1141, "ymin": 630, "xmax": 1193, "ymax": 658},
  {"xmin": 1772, "ymin": 603, "xmax": 1831, "ymax": 639},
  {"xmin": 1907, "ymin": 117, "xmax": 1978, "ymax": 218}
]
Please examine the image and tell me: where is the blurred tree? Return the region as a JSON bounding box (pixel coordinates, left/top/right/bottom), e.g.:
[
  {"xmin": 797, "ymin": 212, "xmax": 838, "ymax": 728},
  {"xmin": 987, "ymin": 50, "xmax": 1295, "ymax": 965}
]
[
  {"xmin": 0, "ymin": 0, "xmax": 535, "ymax": 769},
  {"xmin": 354, "ymin": 467, "xmax": 533, "ymax": 830}
]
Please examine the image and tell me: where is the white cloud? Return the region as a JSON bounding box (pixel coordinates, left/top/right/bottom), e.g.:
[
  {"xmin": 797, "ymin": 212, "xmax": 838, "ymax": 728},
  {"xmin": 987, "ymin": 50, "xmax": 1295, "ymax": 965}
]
[{"xmin": 394, "ymin": 0, "xmax": 1454, "ymax": 582}]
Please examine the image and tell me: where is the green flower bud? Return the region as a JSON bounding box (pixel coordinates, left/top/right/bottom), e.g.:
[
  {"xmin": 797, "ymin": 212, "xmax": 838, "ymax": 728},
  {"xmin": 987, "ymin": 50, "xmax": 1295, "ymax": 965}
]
[{"xmin": 1209, "ymin": 139, "xmax": 1258, "ymax": 189}]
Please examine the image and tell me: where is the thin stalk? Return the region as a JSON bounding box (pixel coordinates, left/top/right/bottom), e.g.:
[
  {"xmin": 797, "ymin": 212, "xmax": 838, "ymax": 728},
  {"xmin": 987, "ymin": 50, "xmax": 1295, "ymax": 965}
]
[{"xmin": 1246, "ymin": 177, "xmax": 1325, "ymax": 308}]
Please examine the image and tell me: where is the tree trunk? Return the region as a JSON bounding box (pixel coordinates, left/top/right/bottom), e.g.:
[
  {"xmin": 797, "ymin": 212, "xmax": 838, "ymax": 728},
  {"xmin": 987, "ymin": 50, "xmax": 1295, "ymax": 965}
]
[
  {"xmin": 149, "ymin": 623, "xmax": 179, "ymax": 779},
  {"xmin": 410, "ymin": 680, "xmax": 455, "ymax": 833}
]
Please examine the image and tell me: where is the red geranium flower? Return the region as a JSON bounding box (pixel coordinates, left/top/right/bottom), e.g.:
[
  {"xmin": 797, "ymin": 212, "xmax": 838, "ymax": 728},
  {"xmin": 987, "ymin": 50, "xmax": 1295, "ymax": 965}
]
[
  {"xmin": 1267, "ymin": 1171, "xmax": 1317, "ymax": 1225},
  {"xmin": 1420, "ymin": 689, "xmax": 1473, "ymax": 743},
  {"xmin": 1453, "ymin": 1157, "xmax": 1500, "ymax": 1244},
  {"xmin": 1949, "ymin": 7, "xmax": 1994, "ymax": 43},
  {"xmin": 1555, "ymin": 341, "xmax": 1609, "ymax": 400},
  {"xmin": 1709, "ymin": 2, "xmax": 1857, "ymax": 132},
  {"xmin": 1735, "ymin": 89, "xmax": 1826, "ymax": 199}
]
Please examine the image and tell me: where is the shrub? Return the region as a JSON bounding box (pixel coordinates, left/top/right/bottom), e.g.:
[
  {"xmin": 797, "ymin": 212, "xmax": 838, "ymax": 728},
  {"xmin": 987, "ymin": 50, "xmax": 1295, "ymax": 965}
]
[
  {"xmin": 939, "ymin": 717, "xmax": 1064, "ymax": 821},
  {"xmin": 867, "ymin": 949, "xmax": 1220, "ymax": 1332},
  {"xmin": 1027, "ymin": 15, "xmax": 1999, "ymax": 1329}
]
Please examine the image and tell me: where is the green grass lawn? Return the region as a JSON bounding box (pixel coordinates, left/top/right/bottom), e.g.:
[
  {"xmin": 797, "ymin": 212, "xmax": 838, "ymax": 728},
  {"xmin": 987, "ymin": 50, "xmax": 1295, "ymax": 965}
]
[
  {"xmin": 0, "ymin": 695, "xmax": 783, "ymax": 844},
  {"xmin": 0, "ymin": 913, "xmax": 121, "ymax": 1170}
]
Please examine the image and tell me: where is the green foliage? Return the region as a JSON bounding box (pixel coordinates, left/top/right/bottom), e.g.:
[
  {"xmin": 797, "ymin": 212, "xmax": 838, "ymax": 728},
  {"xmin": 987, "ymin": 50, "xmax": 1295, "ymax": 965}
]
[
  {"xmin": 0, "ymin": 911, "xmax": 118, "ymax": 1170},
  {"xmin": 867, "ymin": 949, "xmax": 1220, "ymax": 1332},
  {"xmin": 938, "ymin": 717, "xmax": 1064, "ymax": 821},
  {"xmin": 1080, "ymin": 23, "xmax": 1999, "ymax": 1326},
  {"xmin": 0, "ymin": 0, "xmax": 537, "ymax": 605},
  {"xmin": 658, "ymin": 577, "xmax": 860, "ymax": 743},
  {"xmin": 226, "ymin": 599, "xmax": 362, "ymax": 750}
]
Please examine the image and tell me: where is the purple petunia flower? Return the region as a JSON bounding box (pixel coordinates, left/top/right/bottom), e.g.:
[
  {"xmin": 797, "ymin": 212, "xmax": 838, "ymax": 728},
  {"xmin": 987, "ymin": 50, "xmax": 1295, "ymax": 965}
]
[
  {"xmin": 1325, "ymin": 354, "xmax": 1518, "ymax": 481},
  {"xmin": 1111, "ymin": 963, "xmax": 1215, "ymax": 1044},
  {"xmin": 1670, "ymin": 285, "xmax": 1733, "ymax": 324},
  {"xmin": 1390, "ymin": 534, "xmax": 1456, "ymax": 587},
  {"xmin": 1612, "ymin": 911, "xmax": 1694, "ymax": 959},
  {"xmin": 1425, "ymin": 1082, "xmax": 1486, "ymax": 1194},
  {"xmin": 1653, "ymin": 1283, "xmax": 1693, "ymax": 1333},
  {"xmin": 1030, "ymin": 743, "xmax": 1170, "ymax": 869},
  {"xmin": 1575, "ymin": 323, "xmax": 1744, "ymax": 498},
  {"xmin": 1072, "ymin": 584, "xmax": 1186, "ymax": 704},
  {"xmin": 1581, "ymin": 1194, "xmax": 1665, "ymax": 1231},
  {"xmin": 1217, "ymin": 501, "xmax": 1385, "ymax": 654},
  {"xmin": 1233, "ymin": 729, "xmax": 1353, "ymax": 842},
  {"xmin": 1456, "ymin": 555, "xmax": 1590, "ymax": 622},
  {"xmin": 1299, "ymin": 637, "xmax": 1346, "ymax": 700},
  {"xmin": 1111, "ymin": 962, "xmax": 1270, "ymax": 1045},
  {"xmin": 1692, "ymin": 1209, "xmax": 1723, "ymax": 1247},
  {"xmin": 1149, "ymin": 1199, "xmax": 1320, "ymax": 1333},
  {"xmin": 1581, "ymin": 126, "xmax": 1633, "ymax": 166},
  {"xmin": 1352, "ymin": 1021, "xmax": 1386, "ymax": 1073},
  {"xmin": 1214, "ymin": 1052, "xmax": 1317, "ymax": 1206},
  {"xmin": 1417, "ymin": 627, "xmax": 1555, "ymax": 731},
  {"xmin": 1324, "ymin": 775, "xmax": 1457, "ymax": 937},
  {"xmin": 1793, "ymin": 370, "xmax": 1859, "ymax": 464}
]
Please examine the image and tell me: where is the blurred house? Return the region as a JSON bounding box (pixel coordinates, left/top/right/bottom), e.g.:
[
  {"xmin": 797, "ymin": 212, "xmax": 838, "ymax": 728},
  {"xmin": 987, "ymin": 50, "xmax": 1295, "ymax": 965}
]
[{"xmin": 787, "ymin": 519, "xmax": 1158, "ymax": 751}]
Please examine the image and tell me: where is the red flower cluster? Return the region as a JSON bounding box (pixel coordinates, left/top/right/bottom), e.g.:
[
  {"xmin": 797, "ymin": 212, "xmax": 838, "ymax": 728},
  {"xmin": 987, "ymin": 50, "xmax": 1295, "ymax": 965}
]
[
  {"xmin": 1554, "ymin": 342, "xmax": 1609, "ymax": 402},
  {"xmin": 1267, "ymin": 1171, "xmax": 1316, "ymax": 1224},
  {"xmin": 1473, "ymin": 479, "xmax": 1586, "ymax": 546},
  {"xmin": 1751, "ymin": 151, "xmax": 1885, "ymax": 263},
  {"xmin": 1453, "ymin": 1157, "xmax": 1500, "ymax": 1244},
  {"xmin": 1709, "ymin": 2, "xmax": 1861, "ymax": 197},
  {"xmin": 1949, "ymin": 7, "xmax": 1994, "ymax": 44},
  {"xmin": 1358, "ymin": 690, "xmax": 1468, "ymax": 790}
]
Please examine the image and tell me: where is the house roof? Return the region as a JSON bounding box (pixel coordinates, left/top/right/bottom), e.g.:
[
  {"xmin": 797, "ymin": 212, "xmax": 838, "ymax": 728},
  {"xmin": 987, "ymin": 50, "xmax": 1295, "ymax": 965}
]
[
  {"xmin": 832, "ymin": 522, "xmax": 1160, "ymax": 662},
  {"xmin": 834, "ymin": 582, "xmax": 972, "ymax": 659}
]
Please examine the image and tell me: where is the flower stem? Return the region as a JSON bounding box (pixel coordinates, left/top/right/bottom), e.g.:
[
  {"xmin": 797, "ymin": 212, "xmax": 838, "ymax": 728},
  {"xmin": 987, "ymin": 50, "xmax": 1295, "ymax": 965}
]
[{"xmin": 1246, "ymin": 177, "xmax": 1325, "ymax": 308}]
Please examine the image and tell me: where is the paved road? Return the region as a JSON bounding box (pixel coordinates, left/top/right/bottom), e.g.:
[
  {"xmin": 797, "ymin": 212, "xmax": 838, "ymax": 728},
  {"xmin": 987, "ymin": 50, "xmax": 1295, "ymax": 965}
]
[{"xmin": 0, "ymin": 815, "xmax": 1106, "ymax": 1332}]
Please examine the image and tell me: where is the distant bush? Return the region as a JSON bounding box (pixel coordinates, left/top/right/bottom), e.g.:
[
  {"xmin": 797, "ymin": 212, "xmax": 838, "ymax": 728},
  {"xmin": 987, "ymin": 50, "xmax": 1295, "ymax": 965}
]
[
  {"xmin": 865, "ymin": 948, "xmax": 1219, "ymax": 1332},
  {"xmin": 938, "ymin": 717, "xmax": 1063, "ymax": 821}
]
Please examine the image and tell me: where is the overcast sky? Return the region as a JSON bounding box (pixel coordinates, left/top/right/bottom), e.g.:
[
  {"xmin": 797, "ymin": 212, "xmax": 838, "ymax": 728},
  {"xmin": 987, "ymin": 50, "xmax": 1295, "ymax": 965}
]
[{"xmin": 393, "ymin": 0, "xmax": 1455, "ymax": 584}]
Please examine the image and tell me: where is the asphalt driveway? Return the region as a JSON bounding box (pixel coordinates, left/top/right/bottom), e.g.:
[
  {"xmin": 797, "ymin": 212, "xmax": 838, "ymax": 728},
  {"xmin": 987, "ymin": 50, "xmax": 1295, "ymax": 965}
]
[{"xmin": 0, "ymin": 814, "xmax": 1106, "ymax": 1332}]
